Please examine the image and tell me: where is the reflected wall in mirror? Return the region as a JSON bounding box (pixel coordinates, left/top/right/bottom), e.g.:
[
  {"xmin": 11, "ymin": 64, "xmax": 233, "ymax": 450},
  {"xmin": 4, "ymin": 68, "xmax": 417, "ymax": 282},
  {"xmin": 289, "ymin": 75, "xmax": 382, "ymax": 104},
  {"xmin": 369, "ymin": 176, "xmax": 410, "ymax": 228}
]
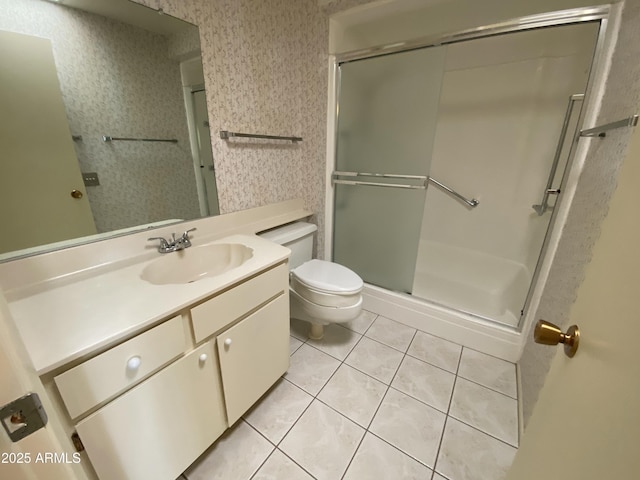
[{"xmin": 0, "ymin": 0, "xmax": 219, "ymax": 260}]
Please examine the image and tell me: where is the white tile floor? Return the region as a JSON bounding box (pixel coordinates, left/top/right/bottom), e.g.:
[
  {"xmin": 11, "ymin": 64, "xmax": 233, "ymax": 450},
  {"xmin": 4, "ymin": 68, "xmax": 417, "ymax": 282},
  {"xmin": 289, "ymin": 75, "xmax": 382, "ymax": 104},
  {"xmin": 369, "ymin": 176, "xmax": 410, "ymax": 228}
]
[{"xmin": 181, "ymin": 310, "xmax": 519, "ymax": 480}]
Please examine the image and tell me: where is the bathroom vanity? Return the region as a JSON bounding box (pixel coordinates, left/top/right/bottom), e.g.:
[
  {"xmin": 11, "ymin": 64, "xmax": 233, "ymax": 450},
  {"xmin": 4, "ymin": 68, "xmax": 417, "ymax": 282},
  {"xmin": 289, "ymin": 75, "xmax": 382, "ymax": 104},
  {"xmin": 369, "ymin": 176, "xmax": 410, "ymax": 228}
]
[{"xmin": 7, "ymin": 232, "xmax": 292, "ymax": 480}]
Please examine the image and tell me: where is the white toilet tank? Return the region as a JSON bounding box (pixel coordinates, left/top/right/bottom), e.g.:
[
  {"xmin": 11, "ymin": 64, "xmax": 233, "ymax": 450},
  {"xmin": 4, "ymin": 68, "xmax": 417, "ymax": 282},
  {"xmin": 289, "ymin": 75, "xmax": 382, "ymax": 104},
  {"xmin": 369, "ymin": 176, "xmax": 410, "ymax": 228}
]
[{"xmin": 258, "ymin": 222, "xmax": 317, "ymax": 269}]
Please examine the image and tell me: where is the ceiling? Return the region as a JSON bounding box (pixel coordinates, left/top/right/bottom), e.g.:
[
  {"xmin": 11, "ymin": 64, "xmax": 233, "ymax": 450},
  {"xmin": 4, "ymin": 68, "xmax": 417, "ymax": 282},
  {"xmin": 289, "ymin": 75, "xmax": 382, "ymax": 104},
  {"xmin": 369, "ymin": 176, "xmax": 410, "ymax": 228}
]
[{"xmin": 48, "ymin": 0, "xmax": 192, "ymax": 34}]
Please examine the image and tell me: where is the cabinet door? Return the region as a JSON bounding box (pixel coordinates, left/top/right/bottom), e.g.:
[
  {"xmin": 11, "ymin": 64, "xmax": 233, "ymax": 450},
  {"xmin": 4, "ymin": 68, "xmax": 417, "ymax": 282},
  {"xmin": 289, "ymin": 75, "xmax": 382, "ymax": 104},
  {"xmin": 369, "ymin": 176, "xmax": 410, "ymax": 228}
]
[
  {"xmin": 76, "ymin": 342, "xmax": 226, "ymax": 480},
  {"xmin": 217, "ymin": 293, "xmax": 290, "ymax": 424}
]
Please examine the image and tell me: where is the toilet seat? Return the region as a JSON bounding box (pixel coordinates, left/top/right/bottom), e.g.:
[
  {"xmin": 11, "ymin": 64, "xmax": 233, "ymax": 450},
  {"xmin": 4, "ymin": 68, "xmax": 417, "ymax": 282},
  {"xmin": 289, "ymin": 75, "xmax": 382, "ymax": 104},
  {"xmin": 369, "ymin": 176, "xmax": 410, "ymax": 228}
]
[
  {"xmin": 292, "ymin": 259, "xmax": 363, "ymax": 294},
  {"xmin": 291, "ymin": 259, "xmax": 363, "ymax": 308}
]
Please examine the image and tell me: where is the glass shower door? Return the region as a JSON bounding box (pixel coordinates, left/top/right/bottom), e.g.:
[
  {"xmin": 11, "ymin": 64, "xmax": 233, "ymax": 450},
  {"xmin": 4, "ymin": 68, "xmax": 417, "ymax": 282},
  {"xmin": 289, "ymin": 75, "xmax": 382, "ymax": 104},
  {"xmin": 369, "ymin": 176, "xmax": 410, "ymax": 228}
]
[
  {"xmin": 410, "ymin": 23, "xmax": 599, "ymax": 326},
  {"xmin": 332, "ymin": 47, "xmax": 446, "ymax": 293}
]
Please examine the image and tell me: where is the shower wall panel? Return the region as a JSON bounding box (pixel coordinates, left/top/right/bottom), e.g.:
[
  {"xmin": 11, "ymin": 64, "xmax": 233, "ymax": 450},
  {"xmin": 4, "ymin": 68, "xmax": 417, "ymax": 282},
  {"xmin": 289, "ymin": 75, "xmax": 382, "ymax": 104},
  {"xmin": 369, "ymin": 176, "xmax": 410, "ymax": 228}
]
[{"xmin": 412, "ymin": 24, "xmax": 598, "ymax": 325}]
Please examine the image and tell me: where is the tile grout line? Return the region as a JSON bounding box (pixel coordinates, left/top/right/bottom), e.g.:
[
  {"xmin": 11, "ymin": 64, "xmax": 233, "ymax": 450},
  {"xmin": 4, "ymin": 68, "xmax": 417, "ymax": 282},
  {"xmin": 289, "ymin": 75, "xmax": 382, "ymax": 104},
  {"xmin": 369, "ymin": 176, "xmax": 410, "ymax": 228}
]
[
  {"xmin": 364, "ymin": 328, "xmax": 417, "ymax": 428},
  {"xmin": 257, "ymin": 393, "xmax": 319, "ymax": 478},
  {"xmin": 276, "ymin": 448, "xmax": 319, "ymax": 479},
  {"xmin": 247, "ymin": 326, "xmax": 346, "ymax": 480},
  {"xmin": 247, "ymin": 442, "xmax": 320, "ymax": 480},
  {"xmin": 430, "ymin": 345, "xmax": 464, "ymax": 478},
  {"xmin": 244, "ymin": 424, "xmax": 277, "ymax": 480},
  {"xmin": 369, "ymin": 328, "xmax": 448, "ymax": 472},
  {"xmin": 293, "ymin": 326, "xmax": 367, "ymax": 479},
  {"xmin": 455, "ymin": 374, "xmax": 519, "ymax": 400},
  {"xmin": 446, "ymin": 348, "xmax": 520, "ymax": 449},
  {"xmin": 461, "ymin": 343, "xmax": 518, "ymax": 363},
  {"xmin": 362, "ymin": 329, "xmax": 444, "ymax": 472},
  {"xmin": 200, "ymin": 313, "xmax": 517, "ymax": 480},
  {"xmin": 275, "ymin": 325, "xmax": 370, "ymax": 480},
  {"xmin": 295, "ymin": 323, "xmax": 460, "ymax": 476},
  {"xmin": 337, "ymin": 324, "xmax": 414, "ymax": 480},
  {"xmin": 285, "ymin": 316, "xmax": 520, "ymax": 479},
  {"xmin": 284, "ymin": 314, "xmax": 413, "ymax": 479},
  {"xmin": 440, "ymin": 416, "xmax": 520, "ymax": 449},
  {"xmin": 289, "ymin": 319, "xmax": 520, "ymax": 476}
]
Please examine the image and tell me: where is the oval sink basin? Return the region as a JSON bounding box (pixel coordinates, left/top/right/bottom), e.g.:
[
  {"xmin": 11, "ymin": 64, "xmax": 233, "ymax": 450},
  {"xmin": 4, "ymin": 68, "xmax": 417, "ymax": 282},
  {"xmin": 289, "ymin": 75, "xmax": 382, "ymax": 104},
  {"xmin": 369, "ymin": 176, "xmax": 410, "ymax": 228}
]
[{"xmin": 141, "ymin": 243, "xmax": 254, "ymax": 285}]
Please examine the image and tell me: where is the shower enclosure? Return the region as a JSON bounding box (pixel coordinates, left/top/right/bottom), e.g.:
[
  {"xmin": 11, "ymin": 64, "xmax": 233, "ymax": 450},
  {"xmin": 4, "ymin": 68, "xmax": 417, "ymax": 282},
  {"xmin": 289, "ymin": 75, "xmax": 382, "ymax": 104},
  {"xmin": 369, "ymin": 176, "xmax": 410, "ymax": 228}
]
[{"xmin": 331, "ymin": 9, "xmax": 606, "ymax": 329}]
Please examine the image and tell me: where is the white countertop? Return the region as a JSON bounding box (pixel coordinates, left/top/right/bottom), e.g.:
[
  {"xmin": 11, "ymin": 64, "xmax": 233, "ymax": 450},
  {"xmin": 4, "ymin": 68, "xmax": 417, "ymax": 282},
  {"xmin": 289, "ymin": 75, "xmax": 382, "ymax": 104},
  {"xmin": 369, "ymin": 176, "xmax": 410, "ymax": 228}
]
[{"xmin": 9, "ymin": 234, "xmax": 290, "ymax": 375}]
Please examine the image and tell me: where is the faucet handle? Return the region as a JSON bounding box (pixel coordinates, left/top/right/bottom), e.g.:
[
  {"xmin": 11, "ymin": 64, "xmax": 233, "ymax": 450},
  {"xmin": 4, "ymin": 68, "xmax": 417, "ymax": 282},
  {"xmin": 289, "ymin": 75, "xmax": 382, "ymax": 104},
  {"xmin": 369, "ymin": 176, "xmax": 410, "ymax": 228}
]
[
  {"xmin": 178, "ymin": 228, "xmax": 196, "ymax": 248},
  {"xmin": 148, "ymin": 236, "xmax": 174, "ymax": 253},
  {"xmin": 148, "ymin": 236, "xmax": 169, "ymax": 247}
]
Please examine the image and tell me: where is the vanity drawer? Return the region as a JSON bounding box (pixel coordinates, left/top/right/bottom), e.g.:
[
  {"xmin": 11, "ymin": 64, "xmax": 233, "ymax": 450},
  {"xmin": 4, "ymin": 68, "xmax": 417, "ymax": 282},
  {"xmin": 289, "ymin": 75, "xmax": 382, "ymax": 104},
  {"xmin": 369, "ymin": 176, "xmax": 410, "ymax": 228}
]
[
  {"xmin": 191, "ymin": 262, "xmax": 288, "ymax": 343},
  {"xmin": 54, "ymin": 316, "xmax": 186, "ymax": 419}
]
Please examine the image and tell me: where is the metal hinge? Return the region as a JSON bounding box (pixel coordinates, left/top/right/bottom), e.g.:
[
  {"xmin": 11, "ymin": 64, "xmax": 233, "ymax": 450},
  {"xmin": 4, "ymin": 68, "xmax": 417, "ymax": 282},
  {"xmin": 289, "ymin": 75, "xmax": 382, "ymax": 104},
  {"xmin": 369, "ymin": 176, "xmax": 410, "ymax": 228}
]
[
  {"xmin": 0, "ymin": 393, "xmax": 48, "ymax": 442},
  {"xmin": 71, "ymin": 432, "xmax": 85, "ymax": 452}
]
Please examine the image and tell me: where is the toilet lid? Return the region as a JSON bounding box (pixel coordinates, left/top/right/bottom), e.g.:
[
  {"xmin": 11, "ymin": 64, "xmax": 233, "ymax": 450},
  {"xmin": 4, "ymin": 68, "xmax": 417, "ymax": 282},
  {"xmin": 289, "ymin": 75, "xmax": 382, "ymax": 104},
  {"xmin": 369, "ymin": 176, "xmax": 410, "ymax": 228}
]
[{"xmin": 291, "ymin": 259, "xmax": 363, "ymax": 294}]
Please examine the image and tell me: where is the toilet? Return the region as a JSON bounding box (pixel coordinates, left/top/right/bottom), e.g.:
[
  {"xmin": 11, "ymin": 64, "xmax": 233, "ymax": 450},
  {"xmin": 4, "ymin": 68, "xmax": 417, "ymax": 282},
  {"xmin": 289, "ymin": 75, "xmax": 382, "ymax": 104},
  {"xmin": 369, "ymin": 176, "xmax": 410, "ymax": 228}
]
[{"xmin": 259, "ymin": 222, "xmax": 363, "ymax": 340}]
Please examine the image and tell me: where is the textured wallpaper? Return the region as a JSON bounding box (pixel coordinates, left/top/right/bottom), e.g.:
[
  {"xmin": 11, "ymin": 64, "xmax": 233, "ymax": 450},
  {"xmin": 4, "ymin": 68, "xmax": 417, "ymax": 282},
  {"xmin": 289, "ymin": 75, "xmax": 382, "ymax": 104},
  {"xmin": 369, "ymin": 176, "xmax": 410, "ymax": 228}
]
[
  {"xmin": 1, "ymin": 0, "xmax": 202, "ymax": 233},
  {"xmin": 2, "ymin": 0, "xmax": 635, "ymax": 427},
  {"xmin": 133, "ymin": 0, "xmax": 330, "ymax": 256},
  {"xmin": 519, "ymin": 0, "xmax": 640, "ymax": 425}
]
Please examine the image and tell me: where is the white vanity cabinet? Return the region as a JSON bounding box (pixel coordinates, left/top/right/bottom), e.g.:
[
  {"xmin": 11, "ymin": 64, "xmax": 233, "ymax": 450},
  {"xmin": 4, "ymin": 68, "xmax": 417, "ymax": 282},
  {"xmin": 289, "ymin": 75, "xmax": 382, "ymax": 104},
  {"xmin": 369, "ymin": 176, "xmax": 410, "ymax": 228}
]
[
  {"xmin": 190, "ymin": 262, "xmax": 290, "ymax": 424},
  {"xmin": 75, "ymin": 342, "xmax": 227, "ymax": 480},
  {"xmin": 45, "ymin": 260, "xmax": 291, "ymax": 480}
]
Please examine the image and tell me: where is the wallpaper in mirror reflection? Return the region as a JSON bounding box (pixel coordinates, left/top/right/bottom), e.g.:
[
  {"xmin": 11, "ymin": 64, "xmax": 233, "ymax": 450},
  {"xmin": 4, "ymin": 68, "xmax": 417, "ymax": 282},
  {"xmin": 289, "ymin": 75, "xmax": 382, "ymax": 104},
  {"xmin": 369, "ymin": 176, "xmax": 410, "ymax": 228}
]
[{"xmin": 0, "ymin": 0, "xmax": 218, "ymax": 259}]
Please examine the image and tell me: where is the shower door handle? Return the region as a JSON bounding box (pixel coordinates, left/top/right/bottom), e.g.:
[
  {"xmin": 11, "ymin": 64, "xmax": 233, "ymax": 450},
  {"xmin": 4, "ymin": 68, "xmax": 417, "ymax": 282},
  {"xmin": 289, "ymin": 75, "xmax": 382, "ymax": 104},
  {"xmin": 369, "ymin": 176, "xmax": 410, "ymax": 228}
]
[
  {"xmin": 332, "ymin": 171, "xmax": 480, "ymax": 208},
  {"xmin": 532, "ymin": 93, "xmax": 584, "ymax": 216}
]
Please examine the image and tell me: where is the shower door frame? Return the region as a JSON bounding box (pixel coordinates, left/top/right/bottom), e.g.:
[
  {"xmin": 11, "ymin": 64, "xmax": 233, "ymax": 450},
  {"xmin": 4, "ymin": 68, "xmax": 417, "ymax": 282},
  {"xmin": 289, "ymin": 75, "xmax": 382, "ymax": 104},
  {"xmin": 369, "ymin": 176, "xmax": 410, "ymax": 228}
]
[{"xmin": 325, "ymin": 5, "xmax": 613, "ymax": 333}]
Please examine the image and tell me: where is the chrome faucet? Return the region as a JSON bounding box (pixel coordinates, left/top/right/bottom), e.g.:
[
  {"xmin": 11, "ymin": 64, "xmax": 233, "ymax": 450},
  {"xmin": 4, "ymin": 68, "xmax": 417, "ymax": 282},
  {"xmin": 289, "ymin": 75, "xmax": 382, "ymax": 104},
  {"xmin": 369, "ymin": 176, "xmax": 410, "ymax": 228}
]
[{"xmin": 148, "ymin": 228, "xmax": 196, "ymax": 253}]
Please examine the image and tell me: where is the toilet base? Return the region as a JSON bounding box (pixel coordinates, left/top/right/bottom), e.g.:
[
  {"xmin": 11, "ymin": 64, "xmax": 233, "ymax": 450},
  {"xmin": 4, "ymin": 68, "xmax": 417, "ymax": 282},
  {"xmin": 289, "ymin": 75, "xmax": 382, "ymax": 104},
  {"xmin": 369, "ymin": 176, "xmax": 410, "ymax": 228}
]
[
  {"xmin": 289, "ymin": 286, "xmax": 363, "ymax": 340},
  {"xmin": 309, "ymin": 323, "xmax": 324, "ymax": 340}
]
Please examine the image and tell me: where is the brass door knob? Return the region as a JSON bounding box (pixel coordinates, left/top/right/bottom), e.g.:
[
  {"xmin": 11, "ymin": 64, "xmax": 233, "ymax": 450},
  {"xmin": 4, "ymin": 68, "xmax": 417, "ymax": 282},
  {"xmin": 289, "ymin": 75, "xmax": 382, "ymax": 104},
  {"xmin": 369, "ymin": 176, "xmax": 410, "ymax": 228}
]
[
  {"xmin": 534, "ymin": 319, "xmax": 580, "ymax": 358},
  {"xmin": 70, "ymin": 189, "xmax": 84, "ymax": 199}
]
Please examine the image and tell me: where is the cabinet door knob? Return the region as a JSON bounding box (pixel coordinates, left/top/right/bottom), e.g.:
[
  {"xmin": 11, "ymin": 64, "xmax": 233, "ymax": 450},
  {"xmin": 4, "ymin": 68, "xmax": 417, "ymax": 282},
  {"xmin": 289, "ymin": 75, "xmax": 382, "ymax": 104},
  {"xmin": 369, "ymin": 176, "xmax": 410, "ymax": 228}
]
[
  {"xmin": 199, "ymin": 353, "xmax": 208, "ymax": 362},
  {"xmin": 127, "ymin": 355, "xmax": 142, "ymax": 370},
  {"xmin": 224, "ymin": 338, "xmax": 232, "ymax": 347}
]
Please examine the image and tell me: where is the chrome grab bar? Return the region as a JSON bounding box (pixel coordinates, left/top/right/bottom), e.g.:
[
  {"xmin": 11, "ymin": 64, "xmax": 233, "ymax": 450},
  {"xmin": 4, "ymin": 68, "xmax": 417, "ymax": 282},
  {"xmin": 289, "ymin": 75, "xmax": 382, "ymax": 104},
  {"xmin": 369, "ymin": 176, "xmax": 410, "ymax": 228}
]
[
  {"xmin": 427, "ymin": 177, "xmax": 479, "ymax": 208},
  {"xmin": 332, "ymin": 171, "xmax": 479, "ymax": 208},
  {"xmin": 533, "ymin": 93, "xmax": 584, "ymax": 216}
]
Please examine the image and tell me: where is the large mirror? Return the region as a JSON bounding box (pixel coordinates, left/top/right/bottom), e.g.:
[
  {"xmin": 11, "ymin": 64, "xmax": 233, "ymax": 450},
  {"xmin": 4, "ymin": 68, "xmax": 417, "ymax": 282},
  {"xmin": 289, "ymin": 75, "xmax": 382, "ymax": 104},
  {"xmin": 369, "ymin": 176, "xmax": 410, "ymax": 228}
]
[{"xmin": 0, "ymin": 0, "xmax": 218, "ymax": 261}]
